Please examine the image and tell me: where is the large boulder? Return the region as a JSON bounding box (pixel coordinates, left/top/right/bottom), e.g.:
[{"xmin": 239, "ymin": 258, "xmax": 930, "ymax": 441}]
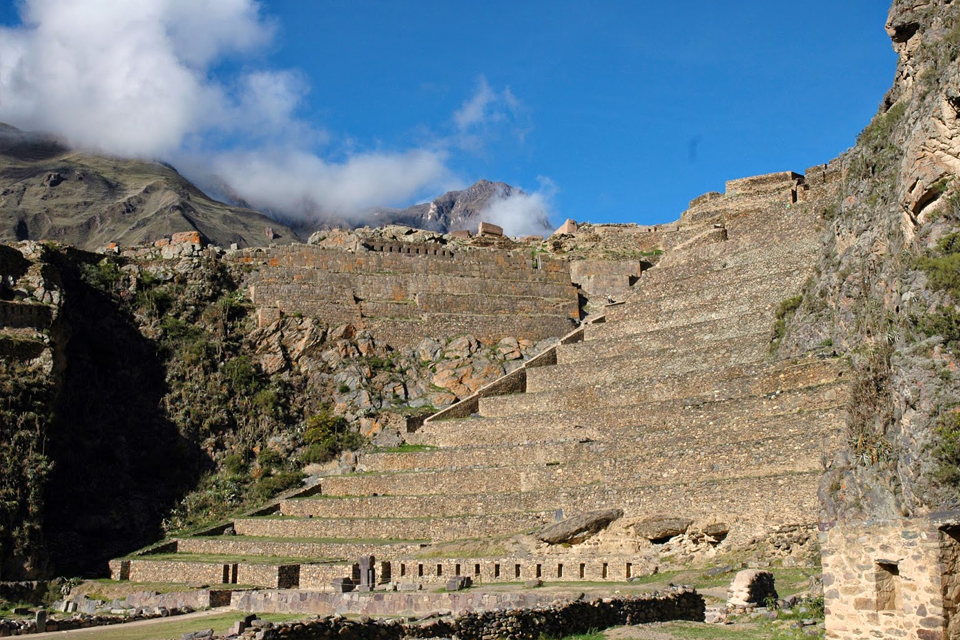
[
  {"xmin": 634, "ymin": 515, "xmax": 693, "ymax": 542},
  {"xmin": 536, "ymin": 509, "xmax": 623, "ymax": 545},
  {"xmin": 727, "ymin": 569, "xmax": 778, "ymax": 607}
]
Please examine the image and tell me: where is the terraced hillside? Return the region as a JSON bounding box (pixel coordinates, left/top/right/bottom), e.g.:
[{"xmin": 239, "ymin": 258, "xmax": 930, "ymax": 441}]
[{"xmin": 112, "ymin": 167, "xmax": 850, "ymax": 590}]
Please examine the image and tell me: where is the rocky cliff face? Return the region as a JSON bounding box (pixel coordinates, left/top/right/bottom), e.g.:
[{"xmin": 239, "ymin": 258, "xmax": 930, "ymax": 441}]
[{"xmin": 779, "ymin": 0, "xmax": 960, "ymax": 521}]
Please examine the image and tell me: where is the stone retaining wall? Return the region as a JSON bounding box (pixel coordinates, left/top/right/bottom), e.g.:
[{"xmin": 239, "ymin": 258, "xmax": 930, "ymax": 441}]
[
  {"xmin": 230, "ymin": 588, "xmax": 704, "ymax": 628},
  {"xmin": 0, "ymin": 300, "xmax": 52, "ymax": 329},
  {"xmin": 228, "ymin": 244, "xmax": 579, "ymax": 347}
]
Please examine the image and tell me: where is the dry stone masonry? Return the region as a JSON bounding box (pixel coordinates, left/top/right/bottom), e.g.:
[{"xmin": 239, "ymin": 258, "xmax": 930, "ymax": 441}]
[{"xmin": 111, "ymin": 165, "xmax": 851, "ymax": 596}]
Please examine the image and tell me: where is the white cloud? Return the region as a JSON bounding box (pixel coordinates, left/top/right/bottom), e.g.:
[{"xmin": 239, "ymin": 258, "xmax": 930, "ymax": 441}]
[
  {"xmin": 211, "ymin": 148, "xmax": 454, "ymax": 220},
  {"xmin": 453, "ymin": 76, "xmax": 530, "ymax": 151},
  {"xmin": 0, "ymin": 2, "xmax": 550, "ymax": 225},
  {"xmin": 0, "ymin": 0, "xmax": 270, "ymax": 156},
  {"xmin": 480, "ymin": 177, "xmax": 556, "ymax": 237}
]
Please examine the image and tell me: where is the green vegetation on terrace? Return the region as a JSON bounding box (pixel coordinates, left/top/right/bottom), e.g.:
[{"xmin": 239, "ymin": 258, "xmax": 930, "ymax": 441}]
[
  {"xmin": 372, "ymin": 443, "xmax": 439, "ymax": 453},
  {"xmin": 131, "ymin": 552, "xmax": 339, "ymax": 565},
  {"xmin": 41, "ymin": 611, "xmax": 292, "ymax": 640},
  {"xmin": 187, "ymin": 534, "xmax": 429, "ymax": 545}
]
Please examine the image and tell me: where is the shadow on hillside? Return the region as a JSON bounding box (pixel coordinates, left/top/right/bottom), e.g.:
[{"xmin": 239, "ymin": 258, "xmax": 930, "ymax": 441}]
[{"xmin": 42, "ymin": 249, "xmax": 203, "ymax": 577}]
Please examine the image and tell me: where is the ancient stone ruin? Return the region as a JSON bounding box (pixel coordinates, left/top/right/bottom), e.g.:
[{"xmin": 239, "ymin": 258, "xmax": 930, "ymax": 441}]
[{"xmin": 108, "ymin": 166, "xmax": 851, "ymax": 600}]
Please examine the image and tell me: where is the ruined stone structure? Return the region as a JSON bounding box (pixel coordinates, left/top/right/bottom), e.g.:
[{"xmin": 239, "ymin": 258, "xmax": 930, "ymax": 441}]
[
  {"xmin": 821, "ymin": 515, "xmax": 960, "ymax": 639},
  {"xmin": 111, "ymin": 166, "xmax": 851, "ymax": 591}
]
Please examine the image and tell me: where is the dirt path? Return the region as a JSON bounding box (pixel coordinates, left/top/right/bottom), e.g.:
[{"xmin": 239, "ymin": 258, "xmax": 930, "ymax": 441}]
[{"xmin": 26, "ymin": 607, "xmax": 232, "ymax": 639}]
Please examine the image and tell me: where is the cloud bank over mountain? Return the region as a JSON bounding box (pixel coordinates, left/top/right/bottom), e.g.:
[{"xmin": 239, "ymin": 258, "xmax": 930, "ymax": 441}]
[{"xmin": 0, "ymin": 0, "xmax": 555, "ymax": 233}]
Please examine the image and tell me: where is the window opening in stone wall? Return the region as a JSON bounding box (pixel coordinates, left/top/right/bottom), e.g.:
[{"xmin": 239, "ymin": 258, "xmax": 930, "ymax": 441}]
[
  {"xmin": 475, "ymin": 564, "xmax": 481, "ymax": 576},
  {"xmin": 626, "ymin": 563, "xmax": 632, "ymax": 579},
  {"xmin": 579, "ymin": 563, "xmax": 585, "ymax": 579},
  {"xmin": 352, "ymin": 564, "xmax": 361, "ymax": 582},
  {"xmin": 536, "ymin": 564, "xmax": 542, "ymax": 578},
  {"xmin": 876, "ymin": 562, "xmax": 902, "ymax": 611},
  {"xmin": 381, "ymin": 562, "xmax": 391, "ymax": 582},
  {"xmin": 418, "ymin": 564, "xmax": 424, "ymax": 577},
  {"xmin": 436, "ymin": 564, "xmax": 443, "ymax": 577},
  {"xmin": 557, "ymin": 563, "xmax": 564, "ymax": 578},
  {"xmin": 231, "ymin": 564, "xmax": 239, "ymax": 584},
  {"xmin": 222, "ymin": 565, "xmax": 230, "ymax": 584},
  {"xmin": 400, "ymin": 563, "xmax": 406, "ymax": 577},
  {"xmin": 515, "ymin": 564, "xmax": 521, "ymax": 578},
  {"xmin": 494, "ymin": 564, "xmax": 501, "ymax": 578},
  {"xmin": 455, "ymin": 564, "xmax": 461, "ymax": 576},
  {"xmin": 602, "ymin": 563, "xmax": 608, "ymax": 579}
]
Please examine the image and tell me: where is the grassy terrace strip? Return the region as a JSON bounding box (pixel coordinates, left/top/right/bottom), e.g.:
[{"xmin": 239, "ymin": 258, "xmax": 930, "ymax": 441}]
[
  {"xmin": 186, "ymin": 535, "xmax": 429, "ymax": 544},
  {"xmin": 128, "ymin": 552, "xmax": 342, "ymax": 565}
]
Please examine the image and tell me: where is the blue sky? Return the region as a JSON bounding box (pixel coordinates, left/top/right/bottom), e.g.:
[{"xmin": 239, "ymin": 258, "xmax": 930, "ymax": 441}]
[{"xmin": 0, "ymin": 0, "xmax": 897, "ymax": 231}]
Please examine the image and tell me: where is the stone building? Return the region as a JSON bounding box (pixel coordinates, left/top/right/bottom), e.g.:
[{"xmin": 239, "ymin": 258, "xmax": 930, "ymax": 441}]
[{"xmin": 821, "ymin": 514, "xmax": 960, "ymax": 639}]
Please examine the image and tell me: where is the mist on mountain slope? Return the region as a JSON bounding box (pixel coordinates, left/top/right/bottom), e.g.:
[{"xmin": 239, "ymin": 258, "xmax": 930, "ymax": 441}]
[{"xmin": 0, "ymin": 0, "xmax": 554, "ymax": 237}]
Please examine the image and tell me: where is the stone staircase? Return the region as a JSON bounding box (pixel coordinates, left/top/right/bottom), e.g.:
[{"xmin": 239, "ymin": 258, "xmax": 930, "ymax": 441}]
[{"xmin": 113, "ymin": 168, "xmax": 849, "ymax": 590}]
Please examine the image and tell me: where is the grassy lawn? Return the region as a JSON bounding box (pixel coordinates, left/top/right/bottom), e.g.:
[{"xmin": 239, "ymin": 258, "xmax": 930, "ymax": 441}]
[
  {"xmin": 131, "ymin": 552, "xmax": 339, "ymax": 565},
  {"xmin": 44, "ymin": 612, "xmax": 292, "ymax": 640}
]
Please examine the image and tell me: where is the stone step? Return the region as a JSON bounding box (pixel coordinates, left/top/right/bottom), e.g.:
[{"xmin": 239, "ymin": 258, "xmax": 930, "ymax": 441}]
[
  {"xmin": 174, "ymin": 536, "xmax": 426, "ymax": 561},
  {"xmin": 393, "ymin": 385, "xmax": 845, "ymax": 463},
  {"xmin": 422, "ymin": 357, "xmax": 846, "ymax": 434},
  {"xmin": 320, "ymin": 412, "xmax": 843, "ymax": 499},
  {"xmin": 595, "ymin": 270, "xmax": 807, "ymax": 337},
  {"xmin": 288, "ymin": 470, "xmax": 825, "ymax": 530},
  {"xmin": 641, "ymin": 235, "xmax": 815, "ymax": 287},
  {"xmin": 603, "ymin": 268, "xmax": 808, "ymax": 330},
  {"xmin": 357, "ymin": 400, "xmax": 841, "ymax": 473},
  {"xmin": 521, "ymin": 332, "xmax": 770, "ymax": 395},
  {"xmin": 566, "ymin": 310, "xmax": 771, "ymax": 365},
  {"xmin": 232, "ymin": 511, "xmax": 556, "ymax": 543},
  {"xmin": 416, "ymin": 387, "xmax": 844, "ymax": 448}
]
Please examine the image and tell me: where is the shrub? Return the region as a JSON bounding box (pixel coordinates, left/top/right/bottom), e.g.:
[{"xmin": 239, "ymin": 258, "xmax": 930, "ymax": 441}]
[
  {"xmin": 934, "ymin": 408, "xmax": 960, "ymax": 485},
  {"xmin": 770, "ymin": 295, "xmax": 803, "ymax": 351},
  {"xmin": 222, "ymin": 356, "xmax": 261, "ymax": 396},
  {"xmin": 223, "ymin": 452, "xmax": 248, "ymax": 476},
  {"xmin": 250, "ymin": 471, "xmax": 304, "ymax": 502},
  {"xmin": 257, "ymin": 448, "xmax": 283, "ymax": 470}
]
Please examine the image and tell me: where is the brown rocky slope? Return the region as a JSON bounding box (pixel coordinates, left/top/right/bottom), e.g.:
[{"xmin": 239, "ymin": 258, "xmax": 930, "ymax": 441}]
[{"xmin": 0, "ymin": 123, "xmax": 301, "ymax": 251}]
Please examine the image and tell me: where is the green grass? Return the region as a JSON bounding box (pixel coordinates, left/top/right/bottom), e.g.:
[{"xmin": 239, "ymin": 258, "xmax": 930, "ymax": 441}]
[
  {"xmin": 656, "ymin": 620, "xmax": 822, "ymax": 640},
  {"xmin": 190, "ymin": 534, "xmax": 428, "ymax": 545},
  {"xmin": 51, "ymin": 611, "xmax": 292, "ymax": 640},
  {"xmin": 132, "ymin": 552, "xmax": 338, "ymax": 565},
  {"xmin": 373, "ymin": 443, "xmax": 438, "ymax": 453}
]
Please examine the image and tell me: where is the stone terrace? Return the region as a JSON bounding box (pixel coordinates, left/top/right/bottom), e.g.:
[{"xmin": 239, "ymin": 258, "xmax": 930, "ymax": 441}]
[
  {"xmin": 113, "ymin": 166, "xmax": 848, "ymax": 591},
  {"xmin": 226, "ymin": 242, "xmax": 580, "ymax": 348}
]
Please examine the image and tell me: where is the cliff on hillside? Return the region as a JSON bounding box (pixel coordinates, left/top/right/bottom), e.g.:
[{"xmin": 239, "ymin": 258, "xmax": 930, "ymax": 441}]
[
  {"xmin": 0, "ymin": 124, "xmax": 301, "ymax": 251},
  {"xmin": 0, "ymin": 237, "xmax": 569, "ymax": 578},
  {"xmin": 777, "ymin": 0, "xmax": 960, "ymax": 521}
]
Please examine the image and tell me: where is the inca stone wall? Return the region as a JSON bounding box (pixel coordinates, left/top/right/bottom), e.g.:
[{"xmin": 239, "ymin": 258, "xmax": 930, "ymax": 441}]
[
  {"xmin": 227, "ymin": 243, "xmax": 580, "ymax": 348},
  {"xmin": 820, "ymin": 514, "xmax": 960, "ymax": 640},
  {"xmin": 109, "ymin": 166, "xmax": 849, "ymax": 594}
]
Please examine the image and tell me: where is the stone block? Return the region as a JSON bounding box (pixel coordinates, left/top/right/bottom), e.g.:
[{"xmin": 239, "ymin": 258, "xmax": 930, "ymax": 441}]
[
  {"xmin": 331, "ymin": 577, "xmax": 355, "ymax": 593},
  {"xmin": 555, "ymin": 219, "xmax": 578, "ymax": 235},
  {"xmin": 171, "ymin": 231, "xmax": 202, "ymax": 245},
  {"xmin": 728, "ymin": 570, "xmax": 778, "ymax": 607},
  {"xmin": 478, "ymin": 222, "xmax": 503, "ymax": 237},
  {"xmin": 446, "ymin": 576, "xmax": 472, "ymax": 591}
]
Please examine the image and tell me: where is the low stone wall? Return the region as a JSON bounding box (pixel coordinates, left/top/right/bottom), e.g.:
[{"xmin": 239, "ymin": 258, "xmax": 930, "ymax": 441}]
[
  {"xmin": 230, "ymin": 588, "xmax": 704, "ymax": 631},
  {"xmin": 233, "ymin": 511, "xmax": 554, "ymax": 542},
  {"xmin": 175, "ymin": 538, "xmax": 422, "ymax": 562},
  {"xmin": 110, "ymin": 559, "xmax": 304, "ymax": 589},
  {"xmin": 0, "ymin": 300, "xmax": 52, "ymax": 329}
]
